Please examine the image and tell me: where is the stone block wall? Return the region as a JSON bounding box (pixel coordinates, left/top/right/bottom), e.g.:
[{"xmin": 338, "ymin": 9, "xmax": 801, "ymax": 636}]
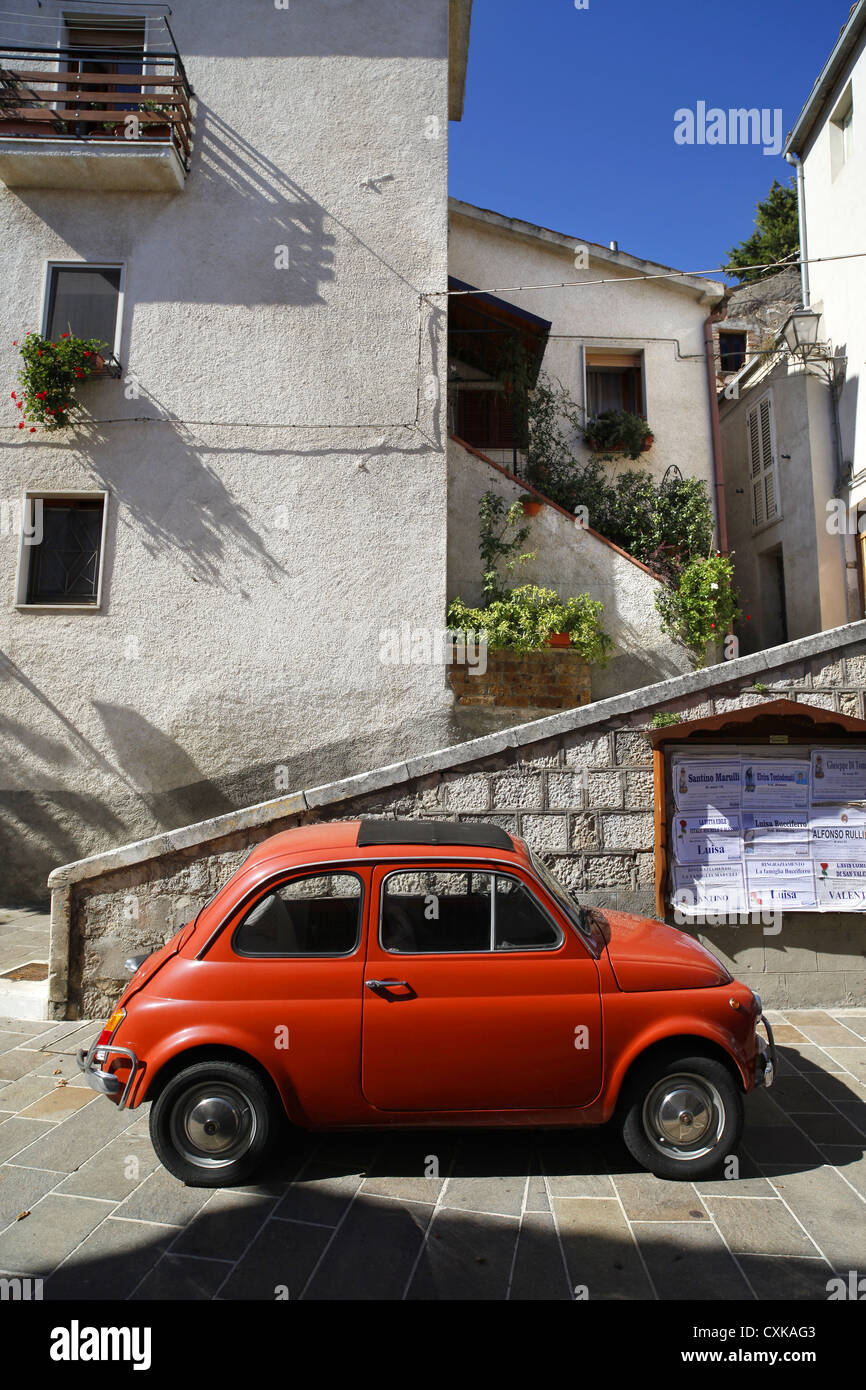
[{"xmin": 49, "ymin": 626, "xmax": 866, "ymax": 1018}]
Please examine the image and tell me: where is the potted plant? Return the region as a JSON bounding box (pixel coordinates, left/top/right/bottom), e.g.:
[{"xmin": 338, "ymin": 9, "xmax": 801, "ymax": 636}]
[
  {"xmin": 13, "ymin": 330, "xmax": 109, "ymax": 432},
  {"xmin": 547, "ymin": 631, "xmax": 571, "ymax": 648},
  {"xmin": 585, "ymin": 409, "xmax": 653, "ymax": 461},
  {"xmin": 448, "ymin": 585, "xmax": 613, "ymax": 664},
  {"xmin": 520, "ymin": 497, "xmax": 542, "ymax": 517}
]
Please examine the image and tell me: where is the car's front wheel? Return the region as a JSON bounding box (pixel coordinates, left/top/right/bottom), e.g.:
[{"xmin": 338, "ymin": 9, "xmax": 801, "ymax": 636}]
[
  {"xmin": 149, "ymin": 1060, "xmax": 276, "ymax": 1186},
  {"xmin": 620, "ymin": 1054, "xmax": 743, "ymax": 1180}
]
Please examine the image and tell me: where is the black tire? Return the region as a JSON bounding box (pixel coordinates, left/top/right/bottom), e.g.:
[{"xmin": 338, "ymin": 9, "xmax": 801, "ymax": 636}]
[
  {"xmin": 620, "ymin": 1054, "xmax": 743, "ymax": 1181},
  {"xmin": 149, "ymin": 1060, "xmax": 276, "ymax": 1186}
]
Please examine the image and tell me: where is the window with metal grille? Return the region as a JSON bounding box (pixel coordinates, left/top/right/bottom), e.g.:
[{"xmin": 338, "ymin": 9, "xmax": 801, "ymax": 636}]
[
  {"xmin": 747, "ymin": 393, "xmax": 780, "ymax": 529},
  {"xmin": 24, "ymin": 498, "xmax": 105, "ymax": 605},
  {"xmin": 44, "ymin": 265, "xmax": 122, "ymax": 351}
]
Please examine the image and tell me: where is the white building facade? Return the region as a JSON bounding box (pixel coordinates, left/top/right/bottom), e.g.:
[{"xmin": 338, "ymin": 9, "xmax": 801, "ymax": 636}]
[{"xmin": 0, "ymin": 0, "xmax": 471, "ymax": 898}]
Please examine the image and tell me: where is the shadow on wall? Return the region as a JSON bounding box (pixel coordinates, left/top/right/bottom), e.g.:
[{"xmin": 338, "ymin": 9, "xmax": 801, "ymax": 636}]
[
  {"xmin": 590, "ymin": 618, "xmax": 691, "ymax": 702},
  {"xmin": 71, "ymin": 415, "xmax": 286, "ymax": 589},
  {"xmin": 13, "ymin": 104, "xmax": 432, "ymax": 312},
  {"xmin": 0, "ymin": 684, "xmax": 463, "ymax": 903}
]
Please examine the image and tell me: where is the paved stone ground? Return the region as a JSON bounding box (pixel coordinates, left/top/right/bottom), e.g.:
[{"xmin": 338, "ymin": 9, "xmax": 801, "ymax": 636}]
[{"xmin": 0, "ymin": 1010, "xmax": 864, "ymax": 1301}]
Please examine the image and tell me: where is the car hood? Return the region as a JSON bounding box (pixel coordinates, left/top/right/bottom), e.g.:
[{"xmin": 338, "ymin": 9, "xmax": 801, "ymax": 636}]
[{"xmin": 601, "ymin": 909, "xmax": 731, "ymax": 992}]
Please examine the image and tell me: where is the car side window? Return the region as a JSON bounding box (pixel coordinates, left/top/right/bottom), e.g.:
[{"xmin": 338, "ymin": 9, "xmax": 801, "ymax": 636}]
[
  {"xmin": 234, "ymin": 872, "xmax": 362, "ymax": 957},
  {"xmin": 494, "ymin": 876, "xmax": 562, "ymax": 950},
  {"xmin": 381, "ymin": 870, "xmax": 492, "ymax": 953},
  {"xmin": 380, "ymin": 870, "xmax": 563, "ymax": 954}
]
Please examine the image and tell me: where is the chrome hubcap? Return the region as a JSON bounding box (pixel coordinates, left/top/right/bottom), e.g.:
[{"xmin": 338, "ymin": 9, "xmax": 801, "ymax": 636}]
[
  {"xmin": 171, "ymin": 1084, "xmax": 256, "ymax": 1168},
  {"xmin": 642, "ymin": 1073, "xmax": 725, "ymax": 1160}
]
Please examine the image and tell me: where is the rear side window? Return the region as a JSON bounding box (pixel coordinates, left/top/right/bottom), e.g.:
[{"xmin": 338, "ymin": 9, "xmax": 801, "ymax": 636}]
[
  {"xmin": 233, "ymin": 872, "xmax": 363, "ymax": 957},
  {"xmin": 380, "ymin": 870, "xmax": 562, "ymax": 954}
]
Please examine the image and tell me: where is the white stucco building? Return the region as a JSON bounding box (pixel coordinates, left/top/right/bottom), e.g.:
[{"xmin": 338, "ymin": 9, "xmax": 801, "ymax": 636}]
[
  {"xmin": 0, "ymin": 0, "xmax": 472, "ymax": 898},
  {"xmin": 721, "ymin": 1, "xmax": 866, "ymax": 652},
  {"xmin": 446, "ymin": 200, "xmax": 727, "ymax": 697}
]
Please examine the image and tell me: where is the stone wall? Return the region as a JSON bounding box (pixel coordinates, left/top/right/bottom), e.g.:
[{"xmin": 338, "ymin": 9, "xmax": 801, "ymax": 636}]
[{"xmin": 49, "ymin": 624, "xmax": 866, "ymax": 1018}]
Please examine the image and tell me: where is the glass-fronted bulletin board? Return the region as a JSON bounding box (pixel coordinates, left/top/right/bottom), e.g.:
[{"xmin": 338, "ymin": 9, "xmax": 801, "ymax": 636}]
[{"xmin": 650, "ymin": 700, "xmax": 866, "ymax": 917}]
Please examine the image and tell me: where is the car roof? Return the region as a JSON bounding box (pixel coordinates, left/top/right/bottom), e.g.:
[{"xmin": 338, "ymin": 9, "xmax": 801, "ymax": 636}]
[{"xmin": 243, "ymin": 819, "xmax": 528, "ymax": 870}]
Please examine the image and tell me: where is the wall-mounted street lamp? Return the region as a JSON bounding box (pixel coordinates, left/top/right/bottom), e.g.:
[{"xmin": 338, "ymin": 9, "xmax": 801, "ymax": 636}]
[
  {"xmin": 782, "ymin": 309, "xmax": 824, "ymax": 360},
  {"xmin": 779, "ymin": 309, "xmax": 843, "ymax": 392}
]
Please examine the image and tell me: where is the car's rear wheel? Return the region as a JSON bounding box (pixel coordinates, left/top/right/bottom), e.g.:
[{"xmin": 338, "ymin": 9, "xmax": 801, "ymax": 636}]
[
  {"xmin": 150, "ymin": 1060, "xmax": 276, "ymax": 1186},
  {"xmin": 620, "ymin": 1054, "xmax": 743, "ymax": 1180}
]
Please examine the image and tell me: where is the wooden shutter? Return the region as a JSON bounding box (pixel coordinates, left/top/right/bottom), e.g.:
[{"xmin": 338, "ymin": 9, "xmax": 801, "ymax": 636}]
[{"xmin": 747, "ymin": 394, "xmax": 779, "ymax": 528}]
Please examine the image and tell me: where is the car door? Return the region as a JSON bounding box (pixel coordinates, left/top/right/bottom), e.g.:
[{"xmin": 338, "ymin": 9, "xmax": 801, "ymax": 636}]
[
  {"xmin": 361, "ymin": 861, "xmax": 602, "ymax": 1112},
  {"xmin": 205, "ymin": 865, "xmax": 370, "ymax": 1124}
]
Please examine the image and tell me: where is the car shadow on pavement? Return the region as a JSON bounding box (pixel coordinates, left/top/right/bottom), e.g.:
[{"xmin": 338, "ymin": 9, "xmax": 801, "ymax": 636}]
[{"xmin": 2, "ymin": 1046, "xmax": 862, "ymax": 1301}]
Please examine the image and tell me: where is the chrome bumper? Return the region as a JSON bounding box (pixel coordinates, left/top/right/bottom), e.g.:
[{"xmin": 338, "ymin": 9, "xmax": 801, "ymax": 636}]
[
  {"xmin": 754, "ymin": 1015, "xmax": 777, "ymax": 1089},
  {"xmin": 76, "ymin": 1036, "xmax": 140, "ymax": 1108}
]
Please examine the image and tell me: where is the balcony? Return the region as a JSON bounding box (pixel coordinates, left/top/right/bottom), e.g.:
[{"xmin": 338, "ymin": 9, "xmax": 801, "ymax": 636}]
[{"xmin": 0, "ymin": 39, "xmax": 192, "ymax": 193}]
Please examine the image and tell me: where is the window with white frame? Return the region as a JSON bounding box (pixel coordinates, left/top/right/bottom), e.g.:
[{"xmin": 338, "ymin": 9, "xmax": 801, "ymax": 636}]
[
  {"xmin": 747, "ymin": 393, "xmax": 780, "ymax": 529},
  {"xmin": 585, "ymin": 350, "xmax": 645, "ymax": 417},
  {"xmin": 15, "ymin": 492, "xmax": 109, "ymax": 608},
  {"xmin": 43, "ymin": 264, "xmax": 123, "ymax": 360}
]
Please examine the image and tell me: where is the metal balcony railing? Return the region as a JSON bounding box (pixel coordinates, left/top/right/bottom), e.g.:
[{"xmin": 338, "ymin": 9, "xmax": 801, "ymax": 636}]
[{"xmin": 0, "ymin": 40, "xmax": 192, "ymax": 171}]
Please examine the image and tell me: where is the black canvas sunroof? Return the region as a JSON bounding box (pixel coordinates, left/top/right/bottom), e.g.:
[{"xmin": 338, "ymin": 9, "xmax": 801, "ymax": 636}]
[{"xmin": 357, "ymin": 820, "xmax": 514, "ymax": 851}]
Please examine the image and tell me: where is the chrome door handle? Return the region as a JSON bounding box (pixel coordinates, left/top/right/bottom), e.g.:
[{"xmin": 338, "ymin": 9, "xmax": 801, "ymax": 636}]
[{"xmin": 365, "ymin": 978, "xmax": 409, "ymax": 990}]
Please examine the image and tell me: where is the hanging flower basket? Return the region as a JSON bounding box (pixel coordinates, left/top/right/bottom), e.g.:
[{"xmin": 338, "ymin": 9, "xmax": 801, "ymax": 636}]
[{"xmin": 13, "ymin": 330, "xmax": 109, "ymax": 432}]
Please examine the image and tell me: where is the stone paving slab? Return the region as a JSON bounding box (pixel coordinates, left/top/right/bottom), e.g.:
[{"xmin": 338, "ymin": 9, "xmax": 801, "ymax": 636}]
[{"xmin": 0, "ymin": 1009, "xmax": 863, "ymax": 1300}]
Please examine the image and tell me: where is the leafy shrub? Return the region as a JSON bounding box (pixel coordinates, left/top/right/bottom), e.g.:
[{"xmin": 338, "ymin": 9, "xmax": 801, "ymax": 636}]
[
  {"xmin": 448, "ymin": 585, "xmax": 613, "ymax": 665},
  {"xmin": 654, "ymin": 554, "xmax": 741, "ymax": 668}
]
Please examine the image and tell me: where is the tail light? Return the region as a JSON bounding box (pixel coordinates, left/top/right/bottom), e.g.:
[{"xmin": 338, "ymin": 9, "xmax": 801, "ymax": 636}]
[{"xmin": 95, "ymin": 1006, "xmax": 126, "ymax": 1051}]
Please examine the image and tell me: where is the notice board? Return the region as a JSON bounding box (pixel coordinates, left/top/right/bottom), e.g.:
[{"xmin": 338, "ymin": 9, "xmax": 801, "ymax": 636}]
[{"xmin": 650, "ymin": 700, "xmax": 866, "ymax": 917}]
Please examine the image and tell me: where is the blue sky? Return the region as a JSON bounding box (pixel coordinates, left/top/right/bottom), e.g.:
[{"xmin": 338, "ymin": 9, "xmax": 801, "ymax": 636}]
[{"xmin": 449, "ymin": 0, "xmax": 854, "ymax": 279}]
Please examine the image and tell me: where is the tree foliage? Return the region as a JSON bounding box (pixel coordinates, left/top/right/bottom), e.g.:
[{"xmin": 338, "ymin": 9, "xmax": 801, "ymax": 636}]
[{"xmin": 726, "ymin": 178, "xmax": 799, "ymax": 283}]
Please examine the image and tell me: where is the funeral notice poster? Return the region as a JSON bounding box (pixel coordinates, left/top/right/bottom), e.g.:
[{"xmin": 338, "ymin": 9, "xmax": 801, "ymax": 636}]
[
  {"xmin": 672, "ymin": 812, "xmax": 741, "ymax": 865},
  {"xmin": 672, "ymin": 758, "xmax": 741, "ymax": 812},
  {"xmin": 815, "ymin": 859, "xmax": 866, "ymax": 909},
  {"xmin": 742, "ymin": 811, "xmax": 810, "ymax": 859},
  {"xmin": 808, "ymin": 806, "xmax": 866, "ymax": 859},
  {"xmin": 742, "ymin": 760, "xmax": 810, "ymax": 810},
  {"xmin": 672, "ymin": 863, "xmax": 747, "ymax": 916},
  {"xmin": 811, "ymin": 749, "xmax": 866, "ymax": 802},
  {"xmin": 746, "ymin": 858, "xmax": 817, "ymax": 911}
]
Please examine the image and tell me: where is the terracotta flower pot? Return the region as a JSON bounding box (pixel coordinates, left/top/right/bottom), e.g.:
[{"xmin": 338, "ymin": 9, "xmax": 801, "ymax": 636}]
[
  {"xmin": 547, "ymin": 632, "xmax": 571, "ymax": 648},
  {"xmin": 521, "ymin": 499, "xmax": 542, "ymax": 517},
  {"xmin": 0, "ymin": 116, "xmax": 60, "ymax": 137}
]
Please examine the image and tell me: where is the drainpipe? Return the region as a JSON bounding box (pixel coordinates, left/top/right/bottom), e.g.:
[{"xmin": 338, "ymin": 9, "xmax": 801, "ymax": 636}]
[
  {"xmin": 785, "ymin": 151, "xmax": 809, "ymax": 307},
  {"xmin": 703, "ymin": 306, "xmax": 729, "ymax": 554}
]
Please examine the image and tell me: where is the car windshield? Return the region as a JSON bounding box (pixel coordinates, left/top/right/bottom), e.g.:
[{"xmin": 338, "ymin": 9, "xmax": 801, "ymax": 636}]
[{"xmin": 529, "ymin": 849, "xmax": 602, "ymax": 956}]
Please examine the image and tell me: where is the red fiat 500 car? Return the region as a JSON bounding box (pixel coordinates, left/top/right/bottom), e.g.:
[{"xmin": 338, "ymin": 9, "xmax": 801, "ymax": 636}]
[{"xmin": 77, "ymin": 820, "xmax": 775, "ymax": 1186}]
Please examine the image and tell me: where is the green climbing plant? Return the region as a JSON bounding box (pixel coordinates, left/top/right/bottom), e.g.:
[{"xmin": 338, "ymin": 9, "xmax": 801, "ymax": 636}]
[{"xmin": 654, "ymin": 553, "xmax": 742, "ymax": 669}]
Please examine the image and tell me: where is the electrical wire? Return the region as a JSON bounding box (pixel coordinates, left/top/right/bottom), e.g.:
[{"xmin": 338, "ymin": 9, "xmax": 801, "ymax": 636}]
[{"xmin": 429, "ymin": 250, "xmax": 866, "ymax": 299}]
